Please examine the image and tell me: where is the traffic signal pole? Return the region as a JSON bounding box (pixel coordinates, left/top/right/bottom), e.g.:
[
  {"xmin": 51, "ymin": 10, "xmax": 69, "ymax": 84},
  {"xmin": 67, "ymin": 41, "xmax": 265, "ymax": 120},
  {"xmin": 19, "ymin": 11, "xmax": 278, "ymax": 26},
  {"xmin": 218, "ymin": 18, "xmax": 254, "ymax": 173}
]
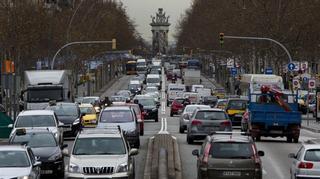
[
  {"xmin": 50, "ymin": 39, "xmax": 116, "ymax": 70},
  {"xmin": 223, "ymin": 35, "xmax": 293, "ymax": 63}
]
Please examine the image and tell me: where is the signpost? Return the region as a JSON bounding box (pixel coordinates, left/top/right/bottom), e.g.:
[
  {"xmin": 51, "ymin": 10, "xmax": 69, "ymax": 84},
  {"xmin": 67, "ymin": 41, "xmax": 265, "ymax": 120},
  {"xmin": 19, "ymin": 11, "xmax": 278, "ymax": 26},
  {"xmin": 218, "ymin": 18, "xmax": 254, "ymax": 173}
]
[
  {"xmin": 265, "ymin": 67, "xmax": 273, "ymax": 75},
  {"xmin": 288, "ymin": 63, "xmax": 295, "ymax": 71},
  {"xmin": 306, "ymin": 79, "xmax": 316, "ymax": 124},
  {"xmin": 231, "ymin": 68, "xmax": 237, "ymax": 76}
]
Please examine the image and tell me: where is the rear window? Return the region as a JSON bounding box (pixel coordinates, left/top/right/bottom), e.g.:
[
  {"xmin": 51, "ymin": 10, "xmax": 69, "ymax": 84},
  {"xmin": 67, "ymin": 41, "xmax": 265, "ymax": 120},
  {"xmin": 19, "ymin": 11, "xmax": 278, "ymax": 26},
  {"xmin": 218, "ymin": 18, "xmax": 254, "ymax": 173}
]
[
  {"xmin": 195, "ymin": 111, "xmax": 227, "ymax": 120},
  {"xmin": 176, "ymin": 99, "xmax": 184, "ymax": 104},
  {"xmin": 304, "ymin": 149, "xmax": 320, "ymax": 162},
  {"xmin": 210, "ymin": 142, "xmax": 253, "ymax": 159},
  {"xmin": 228, "ymin": 100, "xmax": 247, "ymax": 110},
  {"xmin": 16, "ymin": 115, "xmax": 56, "ymax": 127},
  {"xmin": 100, "ymin": 110, "xmax": 133, "ymax": 123}
]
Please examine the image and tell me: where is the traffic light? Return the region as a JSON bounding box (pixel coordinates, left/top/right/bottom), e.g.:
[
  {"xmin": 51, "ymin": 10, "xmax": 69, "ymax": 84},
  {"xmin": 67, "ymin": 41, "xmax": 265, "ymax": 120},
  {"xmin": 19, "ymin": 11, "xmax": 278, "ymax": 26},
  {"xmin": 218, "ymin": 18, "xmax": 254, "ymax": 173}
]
[
  {"xmin": 219, "ymin": 33, "xmax": 224, "ymax": 47},
  {"xmin": 112, "ymin": 38, "xmax": 117, "ymax": 50}
]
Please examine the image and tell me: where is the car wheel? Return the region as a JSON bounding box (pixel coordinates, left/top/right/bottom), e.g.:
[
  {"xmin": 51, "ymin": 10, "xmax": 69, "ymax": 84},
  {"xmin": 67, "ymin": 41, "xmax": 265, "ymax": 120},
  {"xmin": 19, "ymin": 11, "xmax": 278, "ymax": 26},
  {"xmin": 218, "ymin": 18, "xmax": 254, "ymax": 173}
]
[
  {"xmin": 155, "ymin": 116, "xmax": 159, "ymax": 122},
  {"xmin": 57, "ymin": 163, "xmax": 65, "ymax": 178},
  {"xmin": 179, "ymin": 126, "xmax": 184, "ymax": 133},
  {"xmin": 287, "ymin": 136, "xmax": 293, "ymax": 143},
  {"xmin": 140, "ymin": 129, "xmax": 144, "ymax": 136},
  {"xmin": 167, "ymin": 101, "xmax": 169, "ymax": 107},
  {"xmin": 293, "ymin": 138, "xmax": 299, "ymax": 143},
  {"xmin": 170, "ymin": 111, "xmax": 173, "ymax": 117},
  {"xmin": 136, "ymin": 138, "xmax": 140, "ymax": 148}
]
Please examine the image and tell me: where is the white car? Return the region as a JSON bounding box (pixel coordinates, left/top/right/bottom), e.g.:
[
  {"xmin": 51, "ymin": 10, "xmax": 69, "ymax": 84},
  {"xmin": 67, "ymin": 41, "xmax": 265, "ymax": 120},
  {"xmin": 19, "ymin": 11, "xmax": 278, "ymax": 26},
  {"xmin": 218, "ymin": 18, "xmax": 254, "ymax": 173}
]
[
  {"xmin": 179, "ymin": 104, "xmax": 210, "ymax": 133},
  {"xmin": 289, "ymin": 144, "xmax": 320, "ymax": 179},
  {"xmin": 64, "ymin": 127, "xmax": 138, "ymax": 179},
  {"xmin": 0, "ymin": 145, "xmax": 41, "ymax": 179},
  {"xmin": 9, "ymin": 110, "xmax": 64, "ymax": 145}
]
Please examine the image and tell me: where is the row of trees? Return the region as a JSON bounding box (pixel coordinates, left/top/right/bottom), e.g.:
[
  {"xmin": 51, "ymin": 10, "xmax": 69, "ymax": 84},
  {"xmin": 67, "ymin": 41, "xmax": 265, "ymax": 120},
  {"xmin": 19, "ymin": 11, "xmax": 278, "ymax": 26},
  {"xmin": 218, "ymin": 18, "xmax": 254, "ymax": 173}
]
[
  {"xmin": 175, "ymin": 0, "xmax": 320, "ymax": 74},
  {"xmin": 0, "ymin": 0, "xmax": 145, "ymax": 74}
]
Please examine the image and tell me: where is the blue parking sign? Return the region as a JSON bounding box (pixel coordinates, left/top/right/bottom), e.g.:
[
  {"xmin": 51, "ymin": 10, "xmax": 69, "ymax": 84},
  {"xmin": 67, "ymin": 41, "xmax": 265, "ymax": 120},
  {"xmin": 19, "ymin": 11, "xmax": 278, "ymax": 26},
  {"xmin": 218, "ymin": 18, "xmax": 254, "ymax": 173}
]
[{"xmin": 288, "ymin": 63, "xmax": 295, "ymax": 71}]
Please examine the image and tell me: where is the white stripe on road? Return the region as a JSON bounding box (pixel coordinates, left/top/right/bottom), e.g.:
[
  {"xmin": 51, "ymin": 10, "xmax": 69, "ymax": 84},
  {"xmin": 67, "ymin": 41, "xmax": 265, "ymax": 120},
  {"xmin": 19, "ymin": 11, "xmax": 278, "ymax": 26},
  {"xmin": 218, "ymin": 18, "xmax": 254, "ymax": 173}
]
[
  {"xmin": 162, "ymin": 92, "xmax": 165, "ymax": 99},
  {"xmin": 161, "ymin": 101, "xmax": 166, "ymax": 114},
  {"xmin": 158, "ymin": 117, "xmax": 169, "ymax": 134}
]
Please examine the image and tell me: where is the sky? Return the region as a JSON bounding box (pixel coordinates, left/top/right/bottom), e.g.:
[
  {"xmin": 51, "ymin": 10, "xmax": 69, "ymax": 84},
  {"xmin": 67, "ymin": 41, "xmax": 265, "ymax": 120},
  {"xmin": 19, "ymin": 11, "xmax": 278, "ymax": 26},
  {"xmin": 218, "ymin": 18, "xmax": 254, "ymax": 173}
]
[{"xmin": 118, "ymin": 0, "xmax": 193, "ymax": 44}]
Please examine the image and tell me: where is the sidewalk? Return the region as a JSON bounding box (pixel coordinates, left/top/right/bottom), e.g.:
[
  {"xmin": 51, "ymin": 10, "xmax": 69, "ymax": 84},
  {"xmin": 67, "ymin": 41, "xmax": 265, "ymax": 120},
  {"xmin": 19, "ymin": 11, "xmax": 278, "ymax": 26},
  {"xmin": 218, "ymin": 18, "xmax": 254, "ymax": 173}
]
[{"xmin": 301, "ymin": 118, "xmax": 320, "ymax": 133}]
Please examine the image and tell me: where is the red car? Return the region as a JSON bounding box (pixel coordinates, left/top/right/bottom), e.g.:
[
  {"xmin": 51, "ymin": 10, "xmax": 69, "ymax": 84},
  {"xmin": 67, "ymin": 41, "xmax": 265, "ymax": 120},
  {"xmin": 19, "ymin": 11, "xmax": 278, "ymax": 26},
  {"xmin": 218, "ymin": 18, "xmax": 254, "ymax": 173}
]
[
  {"xmin": 170, "ymin": 98, "xmax": 188, "ymax": 117},
  {"xmin": 112, "ymin": 102, "xmax": 145, "ymax": 135},
  {"xmin": 166, "ymin": 71, "xmax": 173, "ymax": 80}
]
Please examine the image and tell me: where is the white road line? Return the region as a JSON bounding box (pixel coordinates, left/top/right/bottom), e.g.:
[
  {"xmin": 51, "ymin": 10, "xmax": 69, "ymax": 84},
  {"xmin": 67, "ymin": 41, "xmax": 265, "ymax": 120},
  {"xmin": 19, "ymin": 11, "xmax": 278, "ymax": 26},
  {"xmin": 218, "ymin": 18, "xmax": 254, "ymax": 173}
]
[
  {"xmin": 164, "ymin": 118, "xmax": 167, "ymax": 132},
  {"xmin": 158, "ymin": 118, "xmax": 164, "ymax": 133},
  {"xmin": 158, "ymin": 117, "xmax": 169, "ymax": 134},
  {"xmin": 162, "ymin": 92, "xmax": 165, "ymax": 99},
  {"xmin": 161, "ymin": 101, "xmax": 166, "ymax": 114}
]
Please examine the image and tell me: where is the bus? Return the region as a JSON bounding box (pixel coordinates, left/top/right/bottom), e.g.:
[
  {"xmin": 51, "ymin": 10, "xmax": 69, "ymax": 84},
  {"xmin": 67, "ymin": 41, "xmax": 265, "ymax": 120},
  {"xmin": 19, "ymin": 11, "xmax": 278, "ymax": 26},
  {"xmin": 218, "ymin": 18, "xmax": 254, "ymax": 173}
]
[
  {"xmin": 187, "ymin": 59, "xmax": 200, "ymax": 69},
  {"xmin": 126, "ymin": 60, "xmax": 137, "ymax": 75}
]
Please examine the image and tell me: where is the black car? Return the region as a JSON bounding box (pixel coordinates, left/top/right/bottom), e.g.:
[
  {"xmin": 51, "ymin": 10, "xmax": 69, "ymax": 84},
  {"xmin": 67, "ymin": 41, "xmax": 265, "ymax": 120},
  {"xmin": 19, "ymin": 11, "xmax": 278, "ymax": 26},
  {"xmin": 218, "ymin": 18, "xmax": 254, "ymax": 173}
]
[
  {"xmin": 134, "ymin": 95, "xmax": 159, "ymax": 122},
  {"xmin": 46, "ymin": 102, "xmax": 82, "ymax": 137},
  {"xmin": 202, "ymin": 96, "xmax": 218, "ymax": 108},
  {"xmin": 9, "ymin": 129, "xmax": 67, "ymax": 177}
]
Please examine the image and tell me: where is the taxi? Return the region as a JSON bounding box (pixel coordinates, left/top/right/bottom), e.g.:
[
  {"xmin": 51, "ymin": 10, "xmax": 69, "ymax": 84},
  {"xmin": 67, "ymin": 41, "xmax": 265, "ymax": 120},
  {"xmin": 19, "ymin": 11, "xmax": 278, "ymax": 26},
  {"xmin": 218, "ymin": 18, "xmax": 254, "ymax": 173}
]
[
  {"xmin": 79, "ymin": 104, "xmax": 98, "ymax": 127},
  {"xmin": 225, "ymin": 98, "xmax": 248, "ymax": 126}
]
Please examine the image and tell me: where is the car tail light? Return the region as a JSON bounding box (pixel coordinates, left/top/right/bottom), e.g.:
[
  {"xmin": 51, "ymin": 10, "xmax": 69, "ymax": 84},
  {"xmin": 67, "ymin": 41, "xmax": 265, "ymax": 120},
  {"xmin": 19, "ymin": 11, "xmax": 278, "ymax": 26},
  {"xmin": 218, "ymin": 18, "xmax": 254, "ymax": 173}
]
[
  {"xmin": 191, "ymin": 120, "xmax": 202, "ymax": 126},
  {"xmin": 298, "ymin": 162, "xmax": 314, "ymax": 169},
  {"xmin": 220, "ymin": 121, "xmax": 231, "ymax": 127}
]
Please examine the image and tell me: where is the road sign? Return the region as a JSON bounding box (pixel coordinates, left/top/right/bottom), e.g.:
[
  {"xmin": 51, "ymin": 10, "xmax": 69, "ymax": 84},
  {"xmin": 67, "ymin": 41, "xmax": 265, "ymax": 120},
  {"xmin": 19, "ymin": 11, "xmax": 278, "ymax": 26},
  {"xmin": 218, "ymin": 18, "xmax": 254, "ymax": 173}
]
[
  {"xmin": 288, "ymin": 63, "xmax": 295, "ymax": 71},
  {"xmin": 265, "ymin": 67, "xmax": 273, "ymax": 74},
  {"xmin": 303, "ymin": 77, "xmax": 309, "ymax": 82},
  {"xmin": 309, "ymin": 79, "xmax": 316, "ymax": 89},
  {"xmin": 231, "ymin": 68, "xmax": 237, "ymax": 75},
  {"xmin": 292, "ymin": 79, "xmax": 300, "ymax": 89}
]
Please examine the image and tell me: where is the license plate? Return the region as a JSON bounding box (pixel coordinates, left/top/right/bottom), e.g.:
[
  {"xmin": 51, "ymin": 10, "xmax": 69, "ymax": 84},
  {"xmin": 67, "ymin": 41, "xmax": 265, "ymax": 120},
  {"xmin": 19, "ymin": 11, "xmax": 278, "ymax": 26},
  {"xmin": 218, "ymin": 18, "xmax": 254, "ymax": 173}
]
[
  {"xmin": 41, "ymin": 170, "xmax": 53, "ymax": 174},
  {"xmin": 235, "ymin": 114, "xmax": 243, "ymax": 118},
  {"xmin": 222, "ymin": 171, "xmax": 241, "ymax": 176},
  {"xmin": 63, "ymin": 126, "xmax": 72, "ymax": 132},
  {"xmin": 270, "ymin": 130, "xmax": 282, "ymax": 134}
]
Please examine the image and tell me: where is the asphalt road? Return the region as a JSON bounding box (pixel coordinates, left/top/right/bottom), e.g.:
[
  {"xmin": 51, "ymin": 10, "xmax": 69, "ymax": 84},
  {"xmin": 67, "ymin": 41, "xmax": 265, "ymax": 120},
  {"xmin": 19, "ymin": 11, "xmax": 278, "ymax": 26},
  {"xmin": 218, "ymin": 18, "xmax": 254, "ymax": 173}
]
[{"xmin": 62, "ymin": 73, "xmax": 320, "ymax": 179}]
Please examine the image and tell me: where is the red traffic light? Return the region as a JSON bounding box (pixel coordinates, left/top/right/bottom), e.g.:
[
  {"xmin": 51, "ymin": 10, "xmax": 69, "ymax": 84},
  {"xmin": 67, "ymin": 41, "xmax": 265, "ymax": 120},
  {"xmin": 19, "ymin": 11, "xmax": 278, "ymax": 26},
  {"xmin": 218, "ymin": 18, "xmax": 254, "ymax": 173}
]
[{"xmin": 219, "ymin": 33, "xmax": 224, "ymax": 37}]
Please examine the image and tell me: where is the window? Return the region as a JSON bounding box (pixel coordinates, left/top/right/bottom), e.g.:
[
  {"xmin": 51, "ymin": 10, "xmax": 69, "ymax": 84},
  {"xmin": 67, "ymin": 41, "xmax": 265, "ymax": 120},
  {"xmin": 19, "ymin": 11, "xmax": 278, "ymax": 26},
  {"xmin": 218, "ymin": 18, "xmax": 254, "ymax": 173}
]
[
  {"xmin": 46, "ymin": 104, "xmax": 79, "ymax": 117},
  {"xmin": 16, "ymin": 115, "xmax": 56, "ymax": 127},
  {"xmin": 195, "ymin": 111, "xmax": 227, "ymax": 120},
  {"xmin": 27, "ymin": 87, "xmax": 63, "ymax": 102},
  {"xmin": 100, "ymin": 110, "xmax": 133, "ymax": 123},
  {"xmin": 12, "ymin": 133, "xmax": 57, "ymax": 148},
  {"xmin": 73, "ymin": 138, "xmax": 126, "ymax": 155},
  {"xmin": 304, "ymin": 149, "xmax": 320, "ymax": 162},
  {"xmin": 228, "ymin": 100, "xmax": 247, "ymax": 110},
  {"xmin": 0, "ymin": 151, "xmax": 30, "ymax": 167},
  {"xmin": 210, "ymin": 142, "xmax": 253, "ymax": 159}
]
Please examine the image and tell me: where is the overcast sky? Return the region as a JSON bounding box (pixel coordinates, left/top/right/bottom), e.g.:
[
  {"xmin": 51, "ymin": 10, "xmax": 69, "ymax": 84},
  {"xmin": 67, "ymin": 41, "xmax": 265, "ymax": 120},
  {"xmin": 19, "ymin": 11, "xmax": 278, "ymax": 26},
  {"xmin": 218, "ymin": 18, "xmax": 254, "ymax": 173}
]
[{"xmin": 118, "ymin": 0, "xmax": 193, "ymax": 44}]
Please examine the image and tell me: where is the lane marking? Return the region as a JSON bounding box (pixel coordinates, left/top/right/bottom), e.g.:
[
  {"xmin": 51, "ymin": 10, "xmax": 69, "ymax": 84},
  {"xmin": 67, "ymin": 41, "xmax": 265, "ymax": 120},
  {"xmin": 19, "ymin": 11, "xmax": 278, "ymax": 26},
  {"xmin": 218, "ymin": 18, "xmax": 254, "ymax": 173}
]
[
  {"xmin": 158, "ymin": 117, "xmax": 169, "ymax": 134},
  {"xmin": 161, "ymin": 101, "xmax": 166, "ymax": 114}
]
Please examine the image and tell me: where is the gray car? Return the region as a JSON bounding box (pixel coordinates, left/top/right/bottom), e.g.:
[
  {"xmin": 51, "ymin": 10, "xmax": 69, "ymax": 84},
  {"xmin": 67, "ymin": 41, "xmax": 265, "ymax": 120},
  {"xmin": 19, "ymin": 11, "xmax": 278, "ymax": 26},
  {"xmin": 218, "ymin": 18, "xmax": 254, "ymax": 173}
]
[
  {"xmin": 289, "ymin": 144, "xmax": 320, "ymax": 179},
  {"xmin": 179, "ymin": 105, "xmax": 210, "ymax": 133},
  {"xmin": 186, "ymin": 108, "xmax": 232, "ymax": 144},
  {"xmin": 192, "ymin": 133, "xmax": 264, "ymax": 179},
  {"xmin": 97, "ymin": 106, "xmax": 140, "ymax": 148}
]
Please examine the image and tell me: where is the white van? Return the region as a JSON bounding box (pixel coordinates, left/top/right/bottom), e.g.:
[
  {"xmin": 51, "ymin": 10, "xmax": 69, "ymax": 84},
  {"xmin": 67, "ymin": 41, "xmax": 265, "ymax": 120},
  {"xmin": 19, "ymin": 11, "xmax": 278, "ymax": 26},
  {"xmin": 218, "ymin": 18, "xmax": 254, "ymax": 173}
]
[
  {"xmin": 196, "ymin": 88, "xmax": 211, "ymax": 99},
  {"xmin": 192, "ymin": 84, "xmax": 204, "ymax": 92},
  {"xmin": 183, "ymin": 92, "xmax": 199, "ymax": 104},
  {"xmin": 146, "ymin": 74, "xmax": 161, "ymax": 90},
  {"xmin": 136, "ymin": 59, "xmax": 147, "ymax": 74},
  {"xmin": 166, "ymin": 83, "xmax": 186, "ymax": 106}
]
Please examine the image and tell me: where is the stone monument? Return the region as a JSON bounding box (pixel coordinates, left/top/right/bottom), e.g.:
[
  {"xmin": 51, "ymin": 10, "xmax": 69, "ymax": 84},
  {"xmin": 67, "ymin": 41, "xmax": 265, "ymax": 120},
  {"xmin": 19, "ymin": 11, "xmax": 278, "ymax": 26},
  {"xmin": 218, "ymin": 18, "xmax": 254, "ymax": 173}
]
[{"xmin": 150, "ymin": 8, "xmax": 170, "ymax": 55}]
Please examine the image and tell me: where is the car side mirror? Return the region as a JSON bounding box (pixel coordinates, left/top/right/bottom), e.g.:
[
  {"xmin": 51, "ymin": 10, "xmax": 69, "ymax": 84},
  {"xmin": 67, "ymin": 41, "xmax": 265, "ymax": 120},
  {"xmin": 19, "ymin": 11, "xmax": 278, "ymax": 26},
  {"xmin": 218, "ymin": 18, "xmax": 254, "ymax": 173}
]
[
  {"xmin": 61, "ymin": 144, "xmax": 68, "ymax": 149},
  {"xmin": 8, "ymin": 124, "xmax": 13, "ymax": 128},
  {"xmin": 129, "ymin": 148, "xmax": 139, "ymax": 156},
  {"xmin": 192, "ymin": 149, "xmax": 199, "ymax": 157},
  {"xmin": 33, "ymin": 161, "xmax": 41, "ymax": 167},
  {"xmin": 62, "ymin": 148, "xmax": 70, "ymax": 157},
  {"xmin": 288, "ymin": 153, "xmax": 296, "ymax": 158},
  {"xmin": 257, "ymin": 151, "xmax": 264, "ymax": 157}
]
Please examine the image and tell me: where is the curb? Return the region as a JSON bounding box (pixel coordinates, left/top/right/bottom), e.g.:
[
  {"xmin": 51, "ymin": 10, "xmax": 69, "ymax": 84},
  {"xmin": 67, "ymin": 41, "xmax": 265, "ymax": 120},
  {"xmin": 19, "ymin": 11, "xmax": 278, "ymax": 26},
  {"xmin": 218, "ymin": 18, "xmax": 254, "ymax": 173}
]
[
  {"xmin": 301, "ymin": 125, "xmax": 320, "ymax": 133},
  {"xmin": 172, "ymin": 137, "xmax": 182, "ymax": 179},
  {"xmin": 143, "ymin": 137, "xmax": 154, "ymax": 179}
]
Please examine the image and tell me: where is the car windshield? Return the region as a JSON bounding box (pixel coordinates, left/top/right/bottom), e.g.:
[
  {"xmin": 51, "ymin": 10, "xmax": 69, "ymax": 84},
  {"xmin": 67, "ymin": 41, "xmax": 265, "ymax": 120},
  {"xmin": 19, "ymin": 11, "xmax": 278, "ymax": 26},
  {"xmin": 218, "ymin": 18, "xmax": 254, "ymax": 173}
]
[
  {"xmin": 194, "ymin": 111, "xmax": 226, "ymax": 120},
  {"xmin": 100, "ymin": 110, "xmax": 133, "ymax": 123},
  {"xmin": 110, "ymin": 96, "xmax": 126, "ymax": 102},
  {"xmin": 117, "ymin": 91, "xmax": 130, "ymax": 97},
  {"xmin": 12, "ymin": 133, "xmax": 57, "ymax": 148},
  {"xmin": 146, "ymin": 87, "xmax": 157, "ymax": 92},
  {"xmin": 129, "ymin": 84, "xmax": 140, "ymax": 89},
  {"xmin": 16, "ymin": 115, "xmax": 56, "ymax": 127},
  {"xmin": 0, "ymin": 151, "xmax": 30, "ymax": 167},
  {"xmin": 137, "ymin": 98, "xmax": 155, "ymax": 106},
  {"xmin": 80, "ymin": 107, "xmax": 96, "ymax": 114},
  {"xmin": 210, "ymin": 142, "xmax": 253, "ymax": 159},
  {"xmin": 228, "ymin": 100, "xmax": 247, "ymax": 110},
  {"xmin": 73, "ymin": 138, "xmax": 126, "ymax": 155},
  {"xmin": 27, "ymin": 88, "xmax": 63, "ymax": 102},
  {"xmin": 46, "ymin": 104, "xmax": 78, "ymax": 117},
  {"xmin": 304, "ymin": 149, "xmax": 320, "ymax": 162},
  {"xmin": 147, "ymin": 78, "xmax": 160, "ymax": 83}
]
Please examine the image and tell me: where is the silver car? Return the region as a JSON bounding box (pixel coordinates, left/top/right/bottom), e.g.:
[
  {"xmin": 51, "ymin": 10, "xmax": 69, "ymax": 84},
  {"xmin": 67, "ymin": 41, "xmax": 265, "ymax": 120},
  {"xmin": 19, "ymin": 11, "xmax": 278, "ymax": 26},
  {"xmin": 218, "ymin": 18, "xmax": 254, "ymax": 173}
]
[
  {"xmin": 179, "ymin": 104, "xmax": 210, "ymax": 133},
  {"xmin": 186, "ymin": 108, "xmax": 232, "ymax": 144},
  {"xmin": 0, "ymin": 145, "xmax": 41, "ymax": 179},
  {"xmin": 289, "ymin": 144, "xmax": 320, "ymax": 179}
]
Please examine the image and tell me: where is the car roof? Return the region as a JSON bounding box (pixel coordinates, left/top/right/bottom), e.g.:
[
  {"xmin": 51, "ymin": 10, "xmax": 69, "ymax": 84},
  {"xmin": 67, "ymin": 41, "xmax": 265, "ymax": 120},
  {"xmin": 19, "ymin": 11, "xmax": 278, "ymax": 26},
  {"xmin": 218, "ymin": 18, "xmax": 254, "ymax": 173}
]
[
  {"xmin": 210, "ymin": 134, "xmax": 252, "ymax": 143},
  {"xmin": 18, "ymin": 110, "xmax": 55, "ymax": 116},
  {"xmin": 196, "ymin": 108, "xmax": 224, "ymax": 112},
  {"xmin": 0, "ymin": 145, "xmax": 28, "ymax": 151},
  {"xmin": 147, "ymin": 74, "xmax": 160, "ymax": 78},
  {"xmin": 135, "ymin": 95, "xmax": 153, "ymax": 99},
  {"xmin": 186, "ymin": 104, "xmax": 210, "ymax": 108},
  {"xmin": 79, "ymin": 103, "xmax": 94, "ymax": 108},
  {"xmin": 83, "ymin": 96, "xmax": 99, "ymax": 99},
  {"xmin": 78, "ymin": 128, "xmax": 123, "ymax": 138},
  {"xmin": 302, "ymin": 144, "xmax": 320, "ymax": 150},
  {"xmin": 102, "ymin": 106, "xmax": 131, "ymax": 111}
]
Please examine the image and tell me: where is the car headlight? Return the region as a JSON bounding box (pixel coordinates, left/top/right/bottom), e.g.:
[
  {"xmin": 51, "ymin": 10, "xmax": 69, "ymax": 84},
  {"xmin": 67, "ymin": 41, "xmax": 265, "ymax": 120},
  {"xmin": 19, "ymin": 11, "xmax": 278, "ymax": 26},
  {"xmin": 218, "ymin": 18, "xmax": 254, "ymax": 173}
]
[
  {"xmin": 73, "ymin": 118, "xmax": 80, "ymax": 125},
  {"xmin": 68, "ymin": 163, "xmax": 80, "ymax": 173},
  {"xmin": 48, "ymin": 152, "xmax": 62, "ymax": 161},
  {"xmin": 94, "ymin": 106, "xmax": 100, "ymax": 112},
  {"xmin": 117, "ymin": 162, "xmax": 128, "ymax": 173},
  {"xmin": 18, "ymin": 176, "xmax": 30, "ymax": 179}
]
